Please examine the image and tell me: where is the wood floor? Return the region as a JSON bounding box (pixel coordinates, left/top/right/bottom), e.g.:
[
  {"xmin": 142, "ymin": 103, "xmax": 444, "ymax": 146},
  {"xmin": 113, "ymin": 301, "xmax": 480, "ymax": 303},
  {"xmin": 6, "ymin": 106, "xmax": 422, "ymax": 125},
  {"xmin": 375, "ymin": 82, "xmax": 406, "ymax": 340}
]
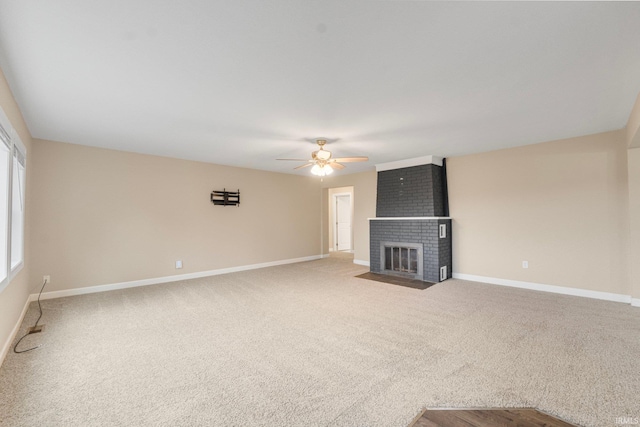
[
  {"xmin": 355, "ymin": 272, "xmax": 435, "ymax": 290},
  {"xmin": 409, "ymin": 408, "xmax": 579, "ymax": 427}
]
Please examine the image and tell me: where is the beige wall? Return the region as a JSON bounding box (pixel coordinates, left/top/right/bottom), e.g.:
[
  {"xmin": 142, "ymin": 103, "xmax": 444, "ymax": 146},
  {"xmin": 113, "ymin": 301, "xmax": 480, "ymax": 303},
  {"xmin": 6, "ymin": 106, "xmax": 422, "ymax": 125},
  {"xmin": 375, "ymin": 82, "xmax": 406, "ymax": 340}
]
[
  {"xmin": 448, "ymin": 130, "xmax": 629, "ymax": 295},
  {"xmin": 29, "ymin": 140, "xmax": 321, "ymax": 292},
  {"xmin": 628, "ymin": 148, "xmax": 640, "ymax": 301},
  {"xmin": 321, "ymin": 171, "xmax": 377, "ymax": 263},
  {"xmin": 627, "ymin": 93, "xmax": 640, "ymax": 302},
  {"xmin": 0, "ymin": 67, "xmax": 33, "ymax": 358}
]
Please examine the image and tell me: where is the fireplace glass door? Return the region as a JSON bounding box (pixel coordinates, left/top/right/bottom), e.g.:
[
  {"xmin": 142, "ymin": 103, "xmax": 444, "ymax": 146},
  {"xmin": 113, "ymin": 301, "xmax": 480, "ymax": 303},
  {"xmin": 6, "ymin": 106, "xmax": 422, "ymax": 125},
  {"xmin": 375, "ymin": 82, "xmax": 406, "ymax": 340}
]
[{"xmin": 384, "ymin": 246, "xmax": 418, "ymax": 274}]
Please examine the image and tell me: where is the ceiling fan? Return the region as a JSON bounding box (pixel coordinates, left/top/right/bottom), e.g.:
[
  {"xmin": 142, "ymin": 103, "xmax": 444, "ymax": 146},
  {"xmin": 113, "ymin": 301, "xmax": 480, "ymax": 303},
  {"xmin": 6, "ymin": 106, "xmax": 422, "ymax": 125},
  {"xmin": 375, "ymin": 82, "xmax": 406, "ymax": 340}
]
[{"xmin": 277, "ymin": 139, "xmax": 368, "ymax": 176}]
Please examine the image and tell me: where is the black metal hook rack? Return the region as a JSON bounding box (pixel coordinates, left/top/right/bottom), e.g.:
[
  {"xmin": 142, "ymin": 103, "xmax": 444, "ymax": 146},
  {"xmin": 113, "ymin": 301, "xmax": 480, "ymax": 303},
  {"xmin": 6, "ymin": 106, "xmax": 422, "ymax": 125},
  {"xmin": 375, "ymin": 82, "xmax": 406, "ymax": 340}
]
[{"xmin": 211, "ymin": 189, "xmax": 240, "ymax": 206}]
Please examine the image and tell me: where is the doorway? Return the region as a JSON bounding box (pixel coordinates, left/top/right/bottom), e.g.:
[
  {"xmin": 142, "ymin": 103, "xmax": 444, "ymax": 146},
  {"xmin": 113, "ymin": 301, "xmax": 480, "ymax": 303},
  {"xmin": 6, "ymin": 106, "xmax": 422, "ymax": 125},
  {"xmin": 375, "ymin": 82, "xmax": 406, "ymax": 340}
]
[
  {"xmin": 335, "ymin": 194, "xmax": 352, "ymax": 251},
  {"xmin": 329, "ymin": 187, "xmax": 354, "ymax": 252}
]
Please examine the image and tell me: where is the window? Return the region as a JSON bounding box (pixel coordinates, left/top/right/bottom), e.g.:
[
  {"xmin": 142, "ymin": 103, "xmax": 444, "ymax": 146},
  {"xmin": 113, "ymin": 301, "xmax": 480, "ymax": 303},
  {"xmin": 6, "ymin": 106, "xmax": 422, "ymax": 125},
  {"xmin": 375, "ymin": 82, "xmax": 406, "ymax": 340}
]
[
  {"xmin": 11, "ymin": 148, "xmax": 26, "ymax": 269},
  {"xmin": 0, "ymin": 129, "xmax": 10, "ymax": 285},
  {"xmin": 0, "ymin": 107, "xmax": 27, "ymax": 292}
]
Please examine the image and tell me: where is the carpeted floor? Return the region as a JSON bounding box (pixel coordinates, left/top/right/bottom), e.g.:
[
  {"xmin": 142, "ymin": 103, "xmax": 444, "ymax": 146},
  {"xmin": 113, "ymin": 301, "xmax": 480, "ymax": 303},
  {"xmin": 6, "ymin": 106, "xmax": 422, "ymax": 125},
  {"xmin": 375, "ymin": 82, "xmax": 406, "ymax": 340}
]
[{"xmin": 1, "ymin": 255, "xmax": 639, "ymax": 426}]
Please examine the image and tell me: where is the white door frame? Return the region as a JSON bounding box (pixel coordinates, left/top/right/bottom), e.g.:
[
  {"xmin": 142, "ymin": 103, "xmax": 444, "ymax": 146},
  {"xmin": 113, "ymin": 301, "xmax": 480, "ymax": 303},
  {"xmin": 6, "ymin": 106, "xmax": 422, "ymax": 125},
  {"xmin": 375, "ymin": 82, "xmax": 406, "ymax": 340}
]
[{"xmin": 332, "ymin": 192, "xmax": 353, "ymax": 252}]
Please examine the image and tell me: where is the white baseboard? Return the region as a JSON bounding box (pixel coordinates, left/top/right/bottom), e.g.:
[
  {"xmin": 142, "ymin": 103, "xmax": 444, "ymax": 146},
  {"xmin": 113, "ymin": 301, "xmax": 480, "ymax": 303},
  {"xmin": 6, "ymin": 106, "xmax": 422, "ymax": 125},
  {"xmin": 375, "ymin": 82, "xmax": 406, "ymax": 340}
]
[
  {"xmin": 632, "ymin": 298, "xmax": 640, "ymax": 307},
  {"xmin": 353, "ymin": 259, "xmax": 370, "ymax": 267},
  {"xmin": 0, "ymin": 294, "xmax": 33, "ymax": 368},
  {"xmin": 453, "ymin": 273, "xmax": 634, "ymax": 305},
  {"xmin": 34, "ymin": 254, "xmax": 325, "ymax": 302}
]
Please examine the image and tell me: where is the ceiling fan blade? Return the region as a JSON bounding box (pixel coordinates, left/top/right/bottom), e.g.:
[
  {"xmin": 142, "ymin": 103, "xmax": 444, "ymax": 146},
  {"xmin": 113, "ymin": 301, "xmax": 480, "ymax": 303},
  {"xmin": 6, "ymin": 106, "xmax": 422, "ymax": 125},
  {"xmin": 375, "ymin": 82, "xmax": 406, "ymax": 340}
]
[
  {"xmin": 294, "ymin": 163, "xmax": 313, "ymax": 170},
  {"xmin": 277, "ymin": 158, "xmax": 311, "ymax": 161},
  {"xmin": 332, "ymin": 156, "xmax": 368, "ymax": 162},
  {"xmin": 330, "ymin": 162, "xmax": 345, "ymax": 170}
]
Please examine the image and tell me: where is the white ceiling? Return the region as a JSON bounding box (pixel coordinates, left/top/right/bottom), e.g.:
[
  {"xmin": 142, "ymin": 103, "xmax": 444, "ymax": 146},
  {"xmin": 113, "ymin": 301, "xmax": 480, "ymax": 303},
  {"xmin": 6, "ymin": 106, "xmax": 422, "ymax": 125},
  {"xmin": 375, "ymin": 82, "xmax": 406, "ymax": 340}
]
[{"xmin": 1, "ymin": 1, "xmax": 639, "ymax": 175}]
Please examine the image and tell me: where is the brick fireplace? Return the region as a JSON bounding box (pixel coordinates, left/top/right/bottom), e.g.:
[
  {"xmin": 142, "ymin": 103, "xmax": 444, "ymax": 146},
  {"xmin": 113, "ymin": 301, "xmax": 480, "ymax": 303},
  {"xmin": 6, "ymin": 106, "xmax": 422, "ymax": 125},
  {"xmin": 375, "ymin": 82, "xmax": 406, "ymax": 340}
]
[{"xmin": 369, "ymin": 156, "xmax": 452, "ymax": 283}]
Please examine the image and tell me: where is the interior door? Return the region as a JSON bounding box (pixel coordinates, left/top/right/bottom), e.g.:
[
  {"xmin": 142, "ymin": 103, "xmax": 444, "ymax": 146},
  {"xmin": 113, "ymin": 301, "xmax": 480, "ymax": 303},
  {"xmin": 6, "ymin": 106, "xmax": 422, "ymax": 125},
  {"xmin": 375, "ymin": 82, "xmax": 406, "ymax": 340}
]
[{"xmin": 336, "ymin": 195, "xmax": 352, "ymax": 251}]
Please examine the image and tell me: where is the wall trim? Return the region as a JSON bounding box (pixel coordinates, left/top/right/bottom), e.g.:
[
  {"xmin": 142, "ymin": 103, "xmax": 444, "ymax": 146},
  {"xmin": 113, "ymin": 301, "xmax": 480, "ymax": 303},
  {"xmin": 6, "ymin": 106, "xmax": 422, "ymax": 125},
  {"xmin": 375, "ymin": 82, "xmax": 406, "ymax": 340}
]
[
  {"xmin": 33, "ymin": 255, "xmax": 325, "ymax": 302},
  {"xmin": 453, "ymin": 273, "xmax": 634, "ymax": 305},
  {"xmin": 354, "ymin": 259, "xmax": 370, "ymax": 267},
  {"xmin": 0, "ymin": 294, "xmax": 33, "ymax": 368},
  {"xmin": 375, "ymin": 155, "xmax": 443, "ymax": 171},
  {"xmin": 632, "ymin": 298, "xmax": 640, "ymax": 307}
]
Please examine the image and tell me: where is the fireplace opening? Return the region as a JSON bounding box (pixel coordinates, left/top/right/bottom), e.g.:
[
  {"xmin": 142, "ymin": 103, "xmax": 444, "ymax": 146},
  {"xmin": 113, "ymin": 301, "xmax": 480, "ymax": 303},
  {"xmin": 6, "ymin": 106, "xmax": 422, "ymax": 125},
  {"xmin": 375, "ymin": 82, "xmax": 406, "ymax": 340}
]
[
  {"xmin": 380, "ymin": 242, "xmax": 423, "ymax": 280},
  {"xmin": 384, "ymin": 246, "xmax": 418, "ymax": 273}
]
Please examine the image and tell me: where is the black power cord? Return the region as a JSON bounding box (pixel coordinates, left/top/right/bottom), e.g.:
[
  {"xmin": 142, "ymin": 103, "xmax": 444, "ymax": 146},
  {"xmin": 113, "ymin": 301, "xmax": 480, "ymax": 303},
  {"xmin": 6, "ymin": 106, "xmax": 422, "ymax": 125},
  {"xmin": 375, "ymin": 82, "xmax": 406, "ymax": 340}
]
[{"xmin": 13, "ymin": 279, "xmax": 47, "ymax": 354}]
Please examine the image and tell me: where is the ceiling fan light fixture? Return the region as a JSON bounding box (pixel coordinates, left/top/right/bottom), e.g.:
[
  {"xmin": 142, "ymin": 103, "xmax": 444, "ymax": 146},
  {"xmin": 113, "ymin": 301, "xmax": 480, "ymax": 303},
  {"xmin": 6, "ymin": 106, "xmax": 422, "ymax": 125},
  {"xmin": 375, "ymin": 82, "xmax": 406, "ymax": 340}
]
[
  {"xmin": 311, "ymin": 164, "xmax": 333, "ymax": 176},
  {"xmin": 277, "ymin": 138, "xmax": 367, "ymax": 174},
  {"xmin": 315, "ymin": 149, "xmax": 331, "ymax": 161}
]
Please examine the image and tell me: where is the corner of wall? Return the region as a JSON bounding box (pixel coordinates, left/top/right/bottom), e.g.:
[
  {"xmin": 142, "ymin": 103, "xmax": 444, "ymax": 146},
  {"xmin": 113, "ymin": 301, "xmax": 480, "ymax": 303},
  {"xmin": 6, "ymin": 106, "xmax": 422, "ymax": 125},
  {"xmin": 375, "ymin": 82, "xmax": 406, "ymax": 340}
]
[
  {"xmin": 627, "ymin": 92, "xmax": 640, "ymax": 148},
  {"xmin": 627, "ymin": 146, "xmax": 640, "ymax": 301}
]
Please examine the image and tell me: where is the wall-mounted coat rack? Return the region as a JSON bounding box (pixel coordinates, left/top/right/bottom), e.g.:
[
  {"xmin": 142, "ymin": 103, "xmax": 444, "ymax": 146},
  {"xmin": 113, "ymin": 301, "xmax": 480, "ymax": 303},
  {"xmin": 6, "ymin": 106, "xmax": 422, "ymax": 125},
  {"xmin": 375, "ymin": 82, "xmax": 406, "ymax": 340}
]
[{"xmin": 211, "ymin": 189, "xmax": 240, "ymax": 206}]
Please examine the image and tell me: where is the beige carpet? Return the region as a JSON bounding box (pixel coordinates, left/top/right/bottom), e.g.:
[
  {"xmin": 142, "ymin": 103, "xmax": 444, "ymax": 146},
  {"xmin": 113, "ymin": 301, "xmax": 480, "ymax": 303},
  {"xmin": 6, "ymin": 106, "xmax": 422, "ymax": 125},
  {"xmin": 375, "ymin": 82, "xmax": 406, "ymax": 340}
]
[{"xmin": 1, "ymin": 256, "xmax": 639, "ymax": 426}]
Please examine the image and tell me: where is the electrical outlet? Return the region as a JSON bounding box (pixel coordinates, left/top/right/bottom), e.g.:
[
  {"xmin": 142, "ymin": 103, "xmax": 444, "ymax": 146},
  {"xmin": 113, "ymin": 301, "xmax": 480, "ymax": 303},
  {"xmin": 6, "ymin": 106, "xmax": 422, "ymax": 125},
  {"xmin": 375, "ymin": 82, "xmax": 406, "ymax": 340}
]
[
  {"xmin": 175, "ymin": 260, "xmax": 183, "ymax": 269},
  {"xmin": 522, "ymin": 261, "xmax": 528, "ymax": 269},
  {"xmin": 43, "ymin": 275, "xmax": 50, "ymax": 284}
]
